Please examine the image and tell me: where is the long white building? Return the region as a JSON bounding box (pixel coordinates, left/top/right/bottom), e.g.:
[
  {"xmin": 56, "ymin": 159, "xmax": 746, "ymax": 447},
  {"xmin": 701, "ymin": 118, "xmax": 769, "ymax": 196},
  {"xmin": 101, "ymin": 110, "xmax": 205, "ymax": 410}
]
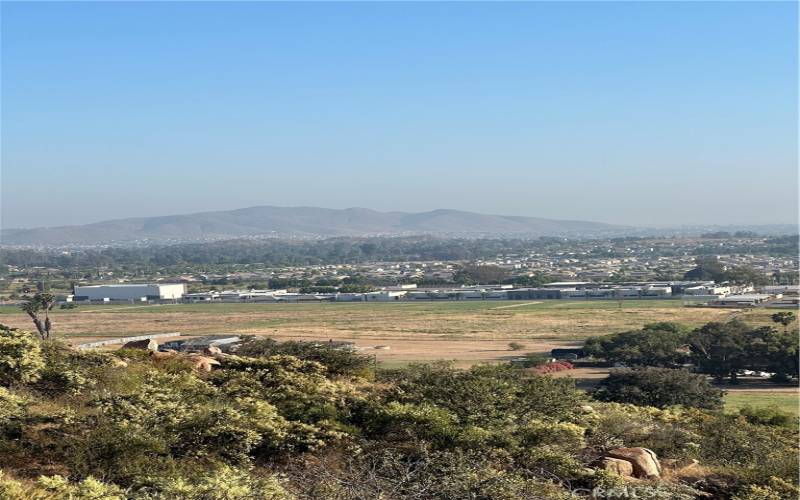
[{"xmin": 73, "ymin": 284, "xmax": 186, "ymax": 301}]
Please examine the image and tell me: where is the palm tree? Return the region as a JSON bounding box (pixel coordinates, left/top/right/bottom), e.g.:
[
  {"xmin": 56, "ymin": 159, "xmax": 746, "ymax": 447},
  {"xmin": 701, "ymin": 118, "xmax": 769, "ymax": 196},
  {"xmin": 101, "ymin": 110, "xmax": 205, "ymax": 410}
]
[{"xmin": 20, "ymin": 292, "xmax": 55, "ymax": 340}]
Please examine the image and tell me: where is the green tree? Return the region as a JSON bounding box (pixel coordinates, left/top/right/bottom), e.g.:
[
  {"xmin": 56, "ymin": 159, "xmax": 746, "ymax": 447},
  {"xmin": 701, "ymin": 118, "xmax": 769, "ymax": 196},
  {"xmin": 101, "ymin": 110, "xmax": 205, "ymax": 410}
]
[
  {"xmin": 687, "ymin": 321, "xmax": 753, "ymax": 383},
  {"xmin": 724, "ymin": 265, "xmax": 770, "ymax": 286},
  {"xmin": 755, "ymin": 327, "xmax": 799, "ymax": 381},
  {"xmin": 591, "ymin": 367, "xmax": 723, "ymax": 409},
  {"xmin": 504, "ymin": 273, "xmax": 551, "ymax": 287},
  {"xmin": 684, "ymin": 256, "xmax": 725, "ymax": 281},
  {"xmin": 583, "ymin": 322, "xmax": 689, "ymax": 367},
  {"xmin": 453, "ymin": 265, "xmax": 508, "ymax": 285}
]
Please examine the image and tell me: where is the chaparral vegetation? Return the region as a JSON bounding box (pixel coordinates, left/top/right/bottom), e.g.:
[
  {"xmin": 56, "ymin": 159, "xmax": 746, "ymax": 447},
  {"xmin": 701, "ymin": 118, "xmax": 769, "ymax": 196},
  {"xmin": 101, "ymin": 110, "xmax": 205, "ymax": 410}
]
[{"xmin": 0, "ymin": 321, "xmax": 796, "ymax": 499}]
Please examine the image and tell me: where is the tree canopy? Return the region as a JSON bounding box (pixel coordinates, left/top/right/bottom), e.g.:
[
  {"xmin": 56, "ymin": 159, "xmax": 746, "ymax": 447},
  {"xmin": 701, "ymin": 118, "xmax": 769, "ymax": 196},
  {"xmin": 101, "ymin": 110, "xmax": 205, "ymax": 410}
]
[
  {"xmin": 583, "ymin": 322, "xmax": 689, "ymax": 367},
  {"xmin": 591, "ymin": 367, "xmax": 723, "ymax": 409}
]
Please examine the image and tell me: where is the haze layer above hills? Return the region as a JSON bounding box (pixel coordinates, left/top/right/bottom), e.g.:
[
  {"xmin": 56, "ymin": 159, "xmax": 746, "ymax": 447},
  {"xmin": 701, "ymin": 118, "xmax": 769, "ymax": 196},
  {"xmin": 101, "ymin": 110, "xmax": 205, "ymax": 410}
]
[{"xmin": 1, "ymin": 206, "xmax": 626, "ymax": 245}]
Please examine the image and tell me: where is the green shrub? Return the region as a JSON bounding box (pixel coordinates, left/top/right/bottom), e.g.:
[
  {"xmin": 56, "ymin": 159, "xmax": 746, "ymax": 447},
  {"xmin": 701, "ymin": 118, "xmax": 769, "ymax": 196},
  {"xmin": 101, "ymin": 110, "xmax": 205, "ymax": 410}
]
[
  {"xmin": 738, "ymin": 405, "xmax": 795, "ymax": 428},
  {"xmin": 584, "ymin": 403, "xmax": 701, "ymax": 458},
  {"xmin": 0, "ymin": 388, "xmax": 27, "ymax": 437},
  {"xmin": 236, "ymin": 339, "xmax": 373, "ymax": 378},
  {"xmin": 0, "ymin": 329, "xmax": 794, "ymax": 499},
  {"xmin": 0, "ymin": 325, "xmax": 44, "ymax": 385},
  {"xmin": 211, "ymin": 355, "xmax": 356, "ymax": 424},
  {"xmin": 363, "ymin": 401, "xmax": 460, "ymax": 446},
  {"xmin": 698, "ymin": 414, "xmax": 798, "ymax": 484},
  {"xmin": 380, "ymin": 362, "xmax": 583, "ymax": 427},
  {"xmin": 518, "ymin": 352, "xmax": 549, "ymax": 368},
  {"xmin": 732, "ymin": 477, "xmax": 800, "ymax": 500},
  {"xmin": 36, "ymin": 475, "xmax": 125, "ymax": 499},
  {"xmin": 132, "ymin": 464, "xmax": 291, "ymax": 499}
]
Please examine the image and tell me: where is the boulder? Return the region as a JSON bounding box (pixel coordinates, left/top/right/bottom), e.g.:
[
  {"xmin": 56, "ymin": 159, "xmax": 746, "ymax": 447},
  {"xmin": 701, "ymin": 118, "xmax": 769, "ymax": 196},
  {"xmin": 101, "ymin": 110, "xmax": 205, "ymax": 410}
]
[
  {"xmin": 190, "ymin": 355, "xmax": 221, "ymax": 372},
  {"xmin": 122, "ymin": 339, "xmax": 158, "ymax": 351},
  {"xmin": 600, "ymin": 457, "xmax": 634, "ymax": 477},
  {"xmin": 605, "ymin": 447, "xmax": 661, "ymax": 479},
  {"xmin": 150, "ymin": 350, "xmax": 177, "ymax": 361},
  {"xmin": 111, "ymin": 358, "xmax": 128, "ymax": 368},
  {"xmin": 203, "ymin": 346, "xmax": 223, "ymax": 355}
]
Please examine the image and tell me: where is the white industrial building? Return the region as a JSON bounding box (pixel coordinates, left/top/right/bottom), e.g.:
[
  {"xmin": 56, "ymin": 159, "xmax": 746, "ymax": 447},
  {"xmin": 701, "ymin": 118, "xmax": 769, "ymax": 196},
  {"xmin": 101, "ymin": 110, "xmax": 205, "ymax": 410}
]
[
  {"xmin": 714, "ymin": 294, "xmax": 774, "ymax": 306},
  {"xmin": 183, "ymin": 289, "xmax": 287, "ymax": 302},
  {"xmin": 73, "ymin": 284, "xmax": 186, "ymax": 302},
  {"xmin": 683, "ymin": 285, "xmax": 731, "ymax": 297}
]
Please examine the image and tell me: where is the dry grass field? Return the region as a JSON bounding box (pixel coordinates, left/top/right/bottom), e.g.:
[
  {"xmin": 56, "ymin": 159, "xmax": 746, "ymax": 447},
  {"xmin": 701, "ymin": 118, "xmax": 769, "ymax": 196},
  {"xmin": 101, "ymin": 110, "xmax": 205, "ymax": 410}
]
[
  {"xmin": 0, "ymin": 299, "xmax": 770, "ymax": 365},
  {"xmin": 2, "ymin": 299, "xmax": 795, "ymax": 412}
]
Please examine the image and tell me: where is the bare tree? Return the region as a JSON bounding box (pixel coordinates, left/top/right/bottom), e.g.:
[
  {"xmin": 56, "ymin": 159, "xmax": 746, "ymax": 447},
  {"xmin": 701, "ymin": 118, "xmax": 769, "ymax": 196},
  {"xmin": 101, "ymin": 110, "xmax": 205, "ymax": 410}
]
[{"xmin": 20, "ymin": 292, "xmax": 55, "ymax": 340}]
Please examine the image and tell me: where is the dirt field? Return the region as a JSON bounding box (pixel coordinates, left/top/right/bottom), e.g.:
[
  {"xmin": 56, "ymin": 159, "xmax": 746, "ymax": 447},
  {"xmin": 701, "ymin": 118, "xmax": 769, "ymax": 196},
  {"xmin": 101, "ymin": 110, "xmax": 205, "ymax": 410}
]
[
  {"xmin": 2, "ymin": 300, "xmax": 793, "ymax": 412},
  {"xmin": 0, "ymin": 299, "xmax": 765, "ymax": 365}
]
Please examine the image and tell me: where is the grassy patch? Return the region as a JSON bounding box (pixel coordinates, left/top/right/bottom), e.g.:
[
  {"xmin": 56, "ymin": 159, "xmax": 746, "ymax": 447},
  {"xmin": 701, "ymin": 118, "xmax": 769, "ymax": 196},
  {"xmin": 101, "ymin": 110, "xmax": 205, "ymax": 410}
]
[{"xmin": 724, "ymin": 391, "xmax": 799, "ymax": 417}]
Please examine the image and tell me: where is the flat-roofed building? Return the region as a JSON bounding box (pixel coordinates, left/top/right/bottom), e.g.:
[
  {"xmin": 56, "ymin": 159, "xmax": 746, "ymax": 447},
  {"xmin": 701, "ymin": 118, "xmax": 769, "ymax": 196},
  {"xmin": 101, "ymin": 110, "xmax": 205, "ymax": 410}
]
[
  {"xmin": 715, "ymin": 294, "xmax": 773, "ymax": 306},
  {"xmin": 73, "ymin": 283, "xmax": 186, "ymax": 302}
]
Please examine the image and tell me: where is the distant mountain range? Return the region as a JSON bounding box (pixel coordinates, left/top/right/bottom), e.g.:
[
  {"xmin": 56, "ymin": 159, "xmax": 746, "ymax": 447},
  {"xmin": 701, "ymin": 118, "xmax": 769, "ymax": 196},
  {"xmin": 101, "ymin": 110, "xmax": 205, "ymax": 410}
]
[
  {"xmin": 1, "ymin": 206, "xmax": 627, "ymax": 245},
  {"xmin": 2, "ymin": 206, "xmax": 795, "ymax": 247}
]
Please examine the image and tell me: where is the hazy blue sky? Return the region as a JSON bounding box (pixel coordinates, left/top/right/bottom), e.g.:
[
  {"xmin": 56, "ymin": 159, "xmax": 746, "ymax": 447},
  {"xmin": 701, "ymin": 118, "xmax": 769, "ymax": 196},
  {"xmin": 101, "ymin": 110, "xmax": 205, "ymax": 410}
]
[{"xmin": 2, "ymin": 1, "xmax": 797, "ymax": 229}]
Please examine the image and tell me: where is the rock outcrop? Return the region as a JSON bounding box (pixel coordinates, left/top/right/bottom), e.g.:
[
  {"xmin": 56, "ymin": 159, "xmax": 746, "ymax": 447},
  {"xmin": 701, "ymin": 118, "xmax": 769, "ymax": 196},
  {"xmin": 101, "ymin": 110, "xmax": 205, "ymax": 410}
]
[
  {"xmin": 600, "ymin": 457, "xmax": 634, "ymax": 477},
  {"xmin": 605, "ymin": 447, "xmax": 661, "ymax": 479},
  {"xmin": 188, "ymin": 355, "xmax": 221, "ymax": 372}
]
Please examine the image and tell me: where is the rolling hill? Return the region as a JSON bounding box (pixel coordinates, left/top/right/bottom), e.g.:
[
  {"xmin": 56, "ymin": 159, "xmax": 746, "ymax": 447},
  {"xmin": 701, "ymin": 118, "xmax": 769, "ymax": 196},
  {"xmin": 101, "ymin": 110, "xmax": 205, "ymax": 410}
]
[{"xmin": 0, "ymin": 206, "xmax": 626, "ymax": 245}]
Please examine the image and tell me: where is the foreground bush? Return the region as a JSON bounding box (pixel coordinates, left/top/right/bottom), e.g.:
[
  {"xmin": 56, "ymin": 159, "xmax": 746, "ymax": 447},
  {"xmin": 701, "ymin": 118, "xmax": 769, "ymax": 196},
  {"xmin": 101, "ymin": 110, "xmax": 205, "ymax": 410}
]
[
  {"xmin": 0, "ymin": 325, "xmax": 44, "ymax": 385},
  {"xmin": 236, "ymin": 338, "xmax": 374, "ymax": 377},
  {"xmin": 0, "ymin": 327, "xmax": 795, "ymax": 499}
]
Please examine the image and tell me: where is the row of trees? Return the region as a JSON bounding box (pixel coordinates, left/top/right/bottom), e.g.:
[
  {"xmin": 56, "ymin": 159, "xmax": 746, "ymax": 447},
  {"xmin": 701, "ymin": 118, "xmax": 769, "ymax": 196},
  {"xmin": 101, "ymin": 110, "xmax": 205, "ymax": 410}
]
[{"xmin": 584, "ymin": 316, "xmax": 798, "ymax": 382}]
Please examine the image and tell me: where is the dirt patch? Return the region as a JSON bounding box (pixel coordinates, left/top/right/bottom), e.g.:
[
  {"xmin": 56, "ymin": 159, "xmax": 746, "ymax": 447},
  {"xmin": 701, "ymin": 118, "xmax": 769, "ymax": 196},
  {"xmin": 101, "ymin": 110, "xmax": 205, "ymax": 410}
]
[{"xmin": 0, "ymin": 301, "xmax": 742, "ymax": 364}]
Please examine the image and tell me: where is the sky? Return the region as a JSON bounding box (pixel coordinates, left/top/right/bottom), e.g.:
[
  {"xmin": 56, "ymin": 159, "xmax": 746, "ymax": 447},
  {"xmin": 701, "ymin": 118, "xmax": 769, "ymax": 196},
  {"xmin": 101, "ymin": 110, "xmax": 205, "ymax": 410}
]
[{"xmin": 1, "ymin": 1, "xmax": 797, "ymax": 229}]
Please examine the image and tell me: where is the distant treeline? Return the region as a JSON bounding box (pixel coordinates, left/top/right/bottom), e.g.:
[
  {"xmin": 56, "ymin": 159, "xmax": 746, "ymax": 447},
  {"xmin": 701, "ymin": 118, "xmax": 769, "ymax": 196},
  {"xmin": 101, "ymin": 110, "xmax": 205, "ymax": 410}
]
[
  {"xmin": 693, "ymin": 235, "xmax": 798, "ymax": 256},
  {"xmin": 0, "ymin": 237, "xmax": 542, "ymax": 268},
  {"xmin": 1, "ymin": 234, "xmax": 797, "ymax": 269}
]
